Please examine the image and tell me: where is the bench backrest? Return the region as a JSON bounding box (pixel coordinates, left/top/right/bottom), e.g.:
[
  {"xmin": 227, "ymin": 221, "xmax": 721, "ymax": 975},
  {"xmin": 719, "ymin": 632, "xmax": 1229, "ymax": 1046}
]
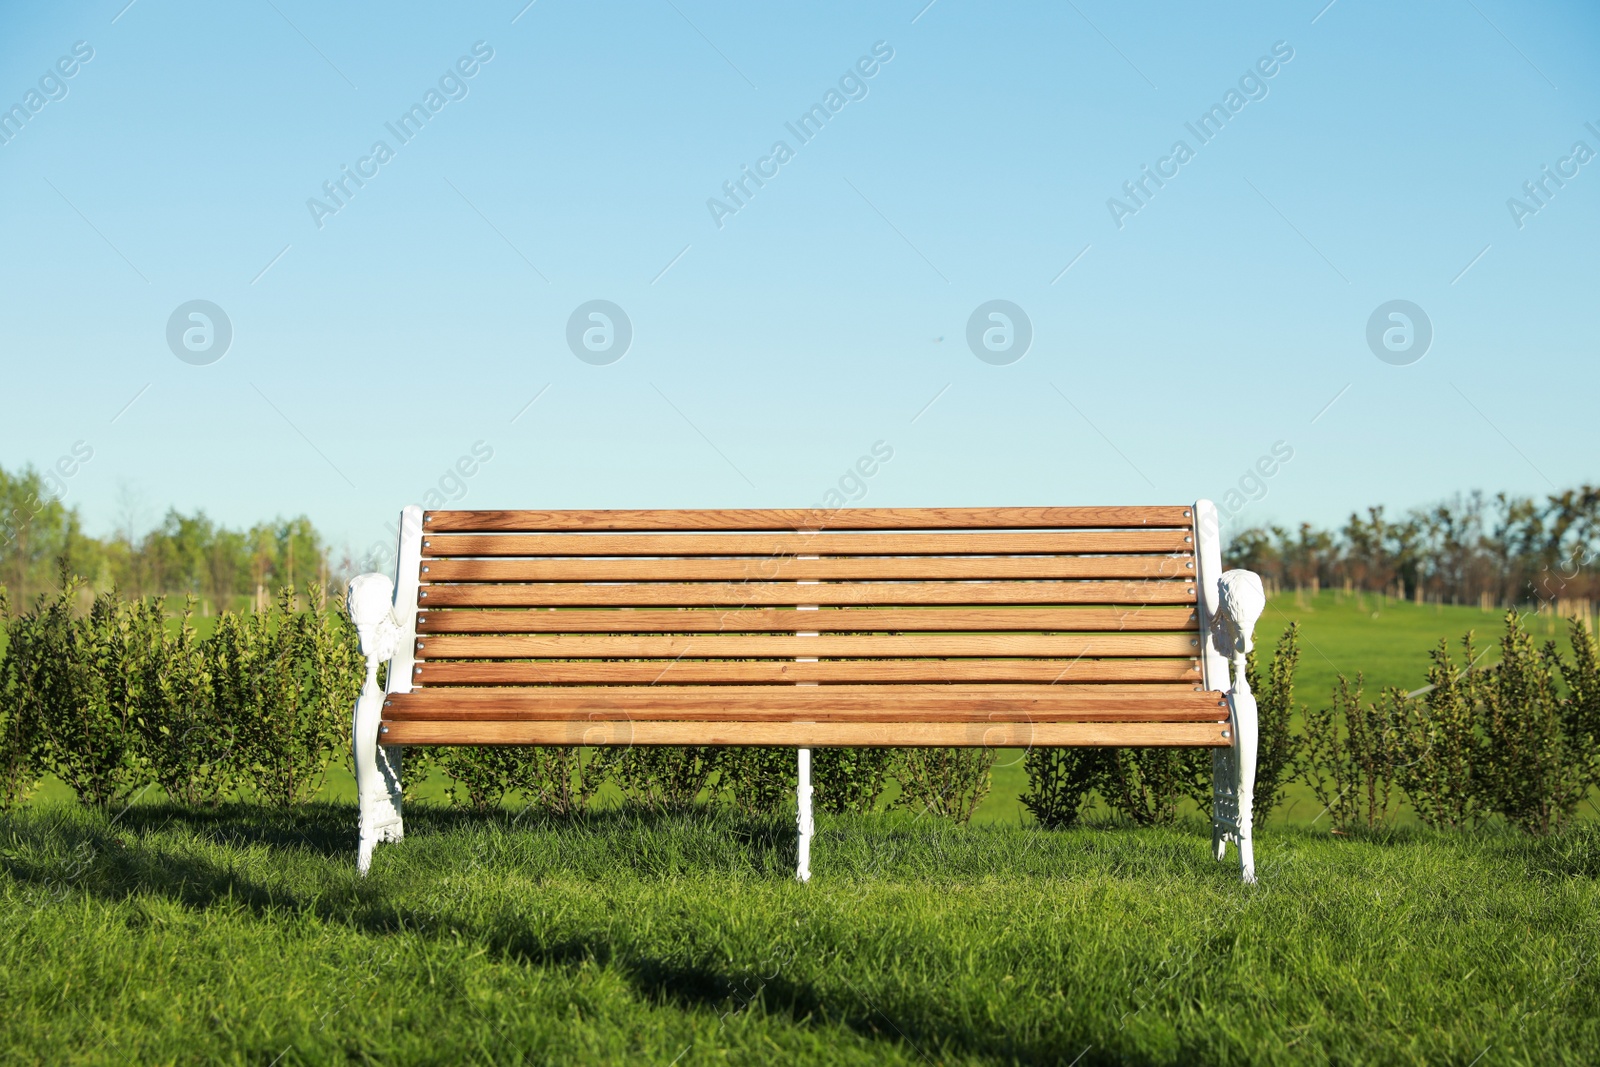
[{"xmin": 400, "ymin": 505, "xmax": 1216, "ymax": 693}]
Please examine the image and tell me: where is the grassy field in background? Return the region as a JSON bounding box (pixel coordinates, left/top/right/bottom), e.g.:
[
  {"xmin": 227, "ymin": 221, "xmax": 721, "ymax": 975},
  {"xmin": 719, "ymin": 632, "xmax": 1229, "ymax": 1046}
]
[{"xmin": 1256, "ymin": 589, "xmax": 1585, "ymax": 701}]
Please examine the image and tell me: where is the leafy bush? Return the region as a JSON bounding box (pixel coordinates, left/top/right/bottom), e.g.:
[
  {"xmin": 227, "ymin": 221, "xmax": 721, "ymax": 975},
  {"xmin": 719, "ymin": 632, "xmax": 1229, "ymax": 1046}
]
[
  {"xmin": 893, "ymin": 748, "xmax": 994, "ymax": 824},
  {"xmin": 1297, "ymin": 614, "xmax": 1600, "ymax": 837},
  {"xmin": 5, "ymin": 575, "xmax": 150, "ymax": 809},
  {"xmin": 521, "ymin": 746, "xmax": 599, "ymax": 816},
  {"xmin": 132, "ymin": 597, "xmax": 237, "ymax": 806},
  {"xmin": 812, "ymin": 747, "xmax": 895, "ymax": 815},
  {"xmin": 435, "ymin": 745, "xmax": 598, "ymax": 815},
  {"xmin": 436, "ymin": 746, "xmax": 534, "ymax": 813},
  {"xmin": 1020, "ymin": 748, "xmax": 1099, "ymax": 829},
  {"xmin": 1304, "ymin": 675, "xmax": 1399, "ymax": 830},
  {"xmin": 1020, "ymin": 626, "xmax": 1306, "ymax": 830},
  {"xmin": 1558, "ymin": 618, "xmax": 1600, "ymax": 796},
  {"xmin": 1024, "ymin": 631, "xmax": 1317, "ymax": 831},
  {"xmin": 0, "ymin": 586, "xmax": 41, "ymax": 807},
  {"xmin": 719, "ymin": 747, "xmax": 795, "ymax": 818},
  {"xmin": 1092, "ymin": 748, "xmax": 1206, "ymax": 827},
  {"xmin": 1247, "ymin": 622, "xmax": 1306, "ymax": 816},
  {"xmin": 2, "ymin": 578, "xmax": 362, "ymax": 811},
  {"xmin": 598, "ymin": 746, "xmax": 720, "ymax": 812},
  {"xmin": 222, "ymin": 587, "xmax": 361, "ymax": 807},
  {"xmin": 1393, "ymin": 635, "xmax": 1486, "ymax": 830},
  {"xmin": 1477, "ymin": 613, "xmax": 1588, "ymax": 835}
]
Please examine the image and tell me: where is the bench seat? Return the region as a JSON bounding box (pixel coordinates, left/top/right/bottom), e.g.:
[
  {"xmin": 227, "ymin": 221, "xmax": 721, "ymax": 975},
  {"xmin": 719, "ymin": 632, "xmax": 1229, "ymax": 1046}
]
[{"xmin": 381, "ymin": 685, "xmax": 1232, "ymax": 746}]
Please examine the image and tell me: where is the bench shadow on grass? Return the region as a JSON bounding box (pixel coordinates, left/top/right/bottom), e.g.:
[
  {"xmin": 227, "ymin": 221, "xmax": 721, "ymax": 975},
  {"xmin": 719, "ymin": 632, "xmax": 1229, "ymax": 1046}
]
[
  {"xmin": 88, "ymin": 802, "xmax": 807, "ymax": 872},
  {"xmin": 17, "ymin": 803, "xmax": 1509, "ymax": 1066}
]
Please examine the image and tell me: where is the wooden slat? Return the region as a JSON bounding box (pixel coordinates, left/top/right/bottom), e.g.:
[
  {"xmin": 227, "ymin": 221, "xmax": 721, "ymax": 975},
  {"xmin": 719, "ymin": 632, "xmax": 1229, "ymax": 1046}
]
[
  {"xmin": 383, "ymin": 684, "xmax": 1226, "ymax": 714},
  {"xmin": 379, "ymin": 720, "xmax": 1231, "ymax": 747},
  {"xmin": 420, "ymin": 530, "xmax": 1193, "ymax": 557},
  {"xmin": 422, "ymin": 507, "xmax": 1196, "ymax": 532},
  {"xmin": 417, "ymin": 580, "xmax": 1198, "ymax": 608},
  {"xmin": 383, "ymin": 707, "xmax": 1220, "ymax": 723},
  {"xmin": 414, "ymin": 607, "xmax": 1199, "ymax": 635},
  {"xmin": 413, "ymin": 632, "xmax": 1202, "ymax": 659},
  {"xmin": 384, "ymin": 683, "xmax": 1219, "ymax": 721},
  {"xmin": 420, "ymin": 556, "xmax": 1194, "ymax": 582},
  {"xmin": 412, "ymin": 659, "xmax": 1202, "ymax": 686}
]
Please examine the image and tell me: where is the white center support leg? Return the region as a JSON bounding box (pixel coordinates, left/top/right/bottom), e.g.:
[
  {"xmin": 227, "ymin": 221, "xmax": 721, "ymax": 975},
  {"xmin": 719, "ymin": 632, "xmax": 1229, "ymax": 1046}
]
[{"xmin": 796, "ymin": 747, "xmax": 814, "ymax": 883}]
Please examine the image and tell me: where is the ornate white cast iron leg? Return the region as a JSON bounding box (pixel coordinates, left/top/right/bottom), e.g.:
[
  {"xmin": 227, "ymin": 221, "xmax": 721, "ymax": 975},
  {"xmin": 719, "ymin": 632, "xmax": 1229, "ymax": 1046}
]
[
  {"xmin": 1228, "ymin": 663, "xmax": 1260, "ymax": 884},
  {"xmin": 1211, "ymin": 747, "xmax": 1236, "ymax": 863},
  {"xmin": 796, "ymin": 748, "xmax": 813, "ymax": 883},
  {"xmin": 377, "ymin": 743, "xmax": 404, "ymax": 834},
  {"xmin": 348, "ymin": 571, "xmax": 405, "ymax": 875},
  {"xmin": 353, "ymin": 670, "xmax": 404, "ymax": 875}
]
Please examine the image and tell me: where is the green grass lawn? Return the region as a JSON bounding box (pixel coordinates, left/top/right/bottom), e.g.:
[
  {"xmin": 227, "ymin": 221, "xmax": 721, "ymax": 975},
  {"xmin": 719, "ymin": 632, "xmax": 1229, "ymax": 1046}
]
[{"xmin": 2, "ymin": 805, "xmax": 1596, "ymax": 1065}]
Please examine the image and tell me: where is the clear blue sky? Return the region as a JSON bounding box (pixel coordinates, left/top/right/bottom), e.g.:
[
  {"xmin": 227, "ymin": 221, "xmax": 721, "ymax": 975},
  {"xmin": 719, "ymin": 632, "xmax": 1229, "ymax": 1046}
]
[{"xmin": 2, "ymin": 1, "xmax": 1597, "ymax": 565}]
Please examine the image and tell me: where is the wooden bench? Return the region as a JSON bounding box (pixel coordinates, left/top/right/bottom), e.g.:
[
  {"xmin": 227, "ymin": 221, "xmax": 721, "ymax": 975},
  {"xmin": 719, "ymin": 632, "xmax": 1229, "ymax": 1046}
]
[{"xmin": 346, "ymin": 502, "xmax": 1266, "ymax": 880}]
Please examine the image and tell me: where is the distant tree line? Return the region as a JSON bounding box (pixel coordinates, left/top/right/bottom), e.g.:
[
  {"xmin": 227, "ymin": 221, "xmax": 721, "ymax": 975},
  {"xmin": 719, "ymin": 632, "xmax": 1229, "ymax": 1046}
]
[
  {"xmin": 1225, "ymin": 487, "xmax": 1600, "ymax": 606},
  {"xmin": 0, "ymin": 463, "xmax": 330, "ymax": 611},
  {"xmin": 8, "ymin": 457, "xmax": 1599, "ymax": 613}
]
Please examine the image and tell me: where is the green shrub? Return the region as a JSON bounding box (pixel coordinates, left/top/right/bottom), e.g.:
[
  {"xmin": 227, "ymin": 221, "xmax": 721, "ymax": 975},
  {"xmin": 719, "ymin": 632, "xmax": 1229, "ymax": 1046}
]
[
  {"xmin": 893, "ymin": 748, "xmax": 994, "ymax": 824},
  {"xmin": 204, "ymin": 606, "xmax": 267, "ymax": 803},
  {"xmin": 1092, "ymin": 747, "xmax": 1206, "ymax": 826},
  {"xmin": 1558, "ymin": 618, "xmax": 1600, "ymax": 796},
  {"xmin": 1020, "ymin": 748, "xmax": 1099, "ymax": 829},
  {"xmin": 435, "ymin": 746, "xmax": 533, "ymax": 813},
  {"xmin": 216, "ymin": 586, "xmax": 361, "ymax": 807},
  {"xmin": 811, "ymin": 747, "xmax": 895, "ymax": 815},
  {"xmin": 596, "ymin": 746, "xmax": 720, "ymax": 812},
  {"xmin": 519, "ymin": 746, "xmax": 598, "ymax": 816},
  {"xmin": 0, "ymin": 586, "xmax": 41, "ymax": 807},
  {"xmin": 1477, "ymin": 613, "xmax": 1588, "ymax": 835},
  {"xmin": 435, "ymin": 745, "xmax": 597, "ymax": 815},
  {"xmin": 1247, "ymin": 621, "xmax": 1306, "ymax": 817},
  {"xmin": 1304, "ymin": 675, "xmax": 1399, "ymax": 830},
  {"xmin": 5, "ymin": 576, "xmax": 150, "ymax": 810},
  {"xmin": 719, "ymin": 747, "xmax": 795, "ymax": 818},
  {"xmin": 2, "ymin": 578, "xmax": 364, "ymax": 812},
  {"xmin": 1394, "ymin": 635, "xmax": 1486, "ymax": 831},
  {"xmin": 1019, "ymin": 626, "xmax": 1305, "ymax": 830},
  {"xmin": 132, "ymin": 597, "xmax": 236, "ymax": 807}
]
